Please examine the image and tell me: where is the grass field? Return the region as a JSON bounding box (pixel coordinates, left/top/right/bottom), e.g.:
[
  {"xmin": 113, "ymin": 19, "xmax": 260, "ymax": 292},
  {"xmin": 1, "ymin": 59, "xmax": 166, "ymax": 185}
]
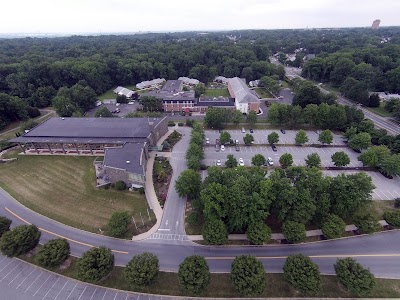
[
  {"xmin": 254, "ymin": 87, "xmax": 273, "ymax": 98},
  {"xmin": 98, "ymin": 89, "xmax": 117, "ymax": 101},
  {"xmin": 204, "ymin": 88, "xmax": 230, "ymax": 97},
  {"xmin": 368, "ymin": 104, "xmax": 394, "ymax": 117},
  {"xmin": 0, "ymin": 154, "xmax": 154, "ymax": 234}
]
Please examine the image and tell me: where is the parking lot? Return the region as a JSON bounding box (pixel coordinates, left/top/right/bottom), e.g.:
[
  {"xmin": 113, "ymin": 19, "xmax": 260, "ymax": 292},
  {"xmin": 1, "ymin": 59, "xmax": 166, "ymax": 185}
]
[
  {"xmin": 203, "ymin": 145, "xmax": 362, "ymax": 168},
  {"xmin": 86, "ymin": 103, "xmax": 139, "ymax": 117},
  {"xmin": 204, "ymin": 129, "xmax": 346, "ymax": 145},
  {"xmin": 0, "ymin": 255, "xmax": 183, "ymax": 300},
  {"xmin": 323, "ymin": 170, "xmax": 400, "ymax": 201}
]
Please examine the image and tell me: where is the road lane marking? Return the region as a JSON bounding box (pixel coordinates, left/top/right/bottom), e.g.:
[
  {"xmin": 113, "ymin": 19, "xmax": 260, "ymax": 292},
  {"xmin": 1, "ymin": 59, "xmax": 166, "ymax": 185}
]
[
  {"xmin": 4, "ymin": 207, "xmax": 129, "ymax": 255},
  {"xmin": 205, "ymin": 253, "xmax": 400, "ymax": 260}
]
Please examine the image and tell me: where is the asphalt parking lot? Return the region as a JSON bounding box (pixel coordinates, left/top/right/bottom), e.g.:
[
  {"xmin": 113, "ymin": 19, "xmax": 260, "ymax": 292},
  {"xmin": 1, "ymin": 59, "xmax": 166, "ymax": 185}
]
[
  {"xmin": 204, "ymin": 129, "xmax": 346, "ymax": 145},
  {"xmin": 203, "ymin": 145, "xmax": 361, "ymax": 168},
  {"xmin": 85, "ymin": 103, "xmax": 139, "ymax": 117},
  {"xmin": 0, "ymin": 255, "xmax": 187, "ymax": 300}
]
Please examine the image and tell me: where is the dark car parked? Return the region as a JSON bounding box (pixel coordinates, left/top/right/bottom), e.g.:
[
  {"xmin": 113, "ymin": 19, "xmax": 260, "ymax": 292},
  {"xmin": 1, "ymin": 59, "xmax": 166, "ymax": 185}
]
[
  {"xmin": 271, "ymin": 144, "xmax": 277, "ymax": 152},
  {"xmin": 250, "ymin": 129, "xmax": 254, "ymax": 133},
  {"xmin": 280, "ymin": 129, "xmax": 286, "ymax": 134}
]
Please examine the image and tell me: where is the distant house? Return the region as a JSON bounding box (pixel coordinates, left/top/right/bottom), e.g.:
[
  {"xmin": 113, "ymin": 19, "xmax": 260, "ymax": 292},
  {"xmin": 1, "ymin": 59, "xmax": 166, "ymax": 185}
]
[
  {"xmin": 303, "ymin": 54, "xmax": 316, "ymax": 61},
  {"xmin": 214, "ymin": 76, "xmax": 229, "ymax": 85},
  {"xmin": 249, "ymin": 80, "xmax": 260, "ymax": 88},
  {"xmin": 136, "ymin": 78, "xmax": 166, "ymax": 90},
  {"xmin": 178, "ymin": 77, "xmax": 200, "ymax": 86},
  {"xmin": 228, "ymin": 77, "xmax": 260, "ymax": 114},
  {"xmin": 371, "ymin": 92, "xmax": 400, "ymax": 102},
  {"xmin": 113, "ymin": 86, "xmax": 138, "ymax": 99}
]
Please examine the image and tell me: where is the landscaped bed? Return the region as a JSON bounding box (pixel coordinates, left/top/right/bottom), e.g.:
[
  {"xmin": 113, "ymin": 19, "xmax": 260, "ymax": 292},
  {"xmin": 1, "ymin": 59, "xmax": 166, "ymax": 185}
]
[
  {"xmin": 0, "ymin": 155, "xmax": 155, "ymax": 234},
  {"xmin": 153, "ymin": 156, "xmax": 173, "ymax": 208}
]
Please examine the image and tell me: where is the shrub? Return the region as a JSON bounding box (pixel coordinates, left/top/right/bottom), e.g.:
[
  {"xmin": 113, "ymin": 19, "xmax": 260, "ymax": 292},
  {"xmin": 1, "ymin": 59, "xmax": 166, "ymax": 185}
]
[
  {"xmin": 115, "ymin": 180, "xmax": 127, "ymax": 191},
  {"xmin": 185, "ymin": 119, "xmax": 195, "ymax": 127},
  {"xmin": 77, "ymin": 247, "xmax": 114, "ymax": 282},
  {"xmin": 0, "ymin": 217, "xmax": 12, "ymax": 237},
  {"xmin": 107, "ymin": 211, "xmax": 130, "ymax": 237},
  {"xmin": 187, "ymin": 211, "xmax": 199, "ymax": 226},
  {"xmin": 138, "ymin": 187, "xmax": 145, "ymax": 194},
  {"xmin": 394, "ymin": 198, "xmax": 400, "ymax": 208},
  {"xmin": 168, "ymin": 121, "xmax": 175, "ymax": 126},
  {"xmin": 282, "ymin": 221, "xmax": 306, "ymax": 243},
  {"xmin": 335, "ymin": 258, "xmax": 376, "ymax": 296},
  {"xmin": 202, "ymin": 219, "xmax": 228, "ymax": 245},
  {"xmin": 21, "ymin": 119, "xmax": 38, "ymax": 132},
  {"xmin": 178, "ymin": 122, "xmax": 184, "ymax": 126},
  {"xmin": 321, "ymin": 214, "xmax": 346, "ymax": 239},
  {"xmin": 27, "ymin": 106, "xmax": 41, "ymax": 118},
  {"xmin": 353, "ymin": 213, "xmax": 381, "ymax": 234},
  {"xmin": 384, "ymin": 210, "xmax": 400, "ymax": 227},
  {"xmin": 124, "ymin": 252, "xmax": 159, "ymax": 287},
  {"xmin": 246, "ymin": 222, "xmax": 272, "ymax": 245},
  {"xmin": 35, "ymin": 239, "xmax": 70, "ymax": 268},
  {"xmin": 0, "ymin": 225, "xmax": 41, "ymax": 257},
  {"xmin": 283, "ymin": 254, "xmax": 321, "ymax": 295},
  {"xmin": 178, "ymin": 255, "xmax": 210, "ymax": 295},
  {"xmin": 230, "ymin": 255, "xmax": 266, "ymax": 296}
]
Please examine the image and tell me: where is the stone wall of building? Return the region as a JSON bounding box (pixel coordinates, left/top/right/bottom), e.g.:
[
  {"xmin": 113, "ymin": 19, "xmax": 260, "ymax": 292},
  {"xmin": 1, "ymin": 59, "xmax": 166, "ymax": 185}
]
[
  {"xmin": 103, "ymin": 166, "xmax": 145, "ymax": 187},
  {"xmin": 148, "ymin": 117, "xmax": 168, "ymax": 146}
]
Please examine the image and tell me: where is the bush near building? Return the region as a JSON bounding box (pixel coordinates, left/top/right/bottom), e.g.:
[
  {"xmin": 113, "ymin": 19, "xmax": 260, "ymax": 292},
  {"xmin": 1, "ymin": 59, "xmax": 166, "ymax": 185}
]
[
  {"xmin": 107, "ymin": 211, "xmax": 130, "ymax": 237},
  {"xmin": 282, "ymin": 221, "xmax": 306, "ymax": 243},
  {"xmin": 124, "ymin": 252, "xmax": 159, "ymax": 287},
  {"xmin": 321, "ymin": 214, "xmax": 346, "ymax": 239},
  {"xmin": 178, "ymin": 255, "xmax": 210, "ymax": 295},
  {"xmin": 35, "ymin": 239, "xmax": 70, "ymax": 268},
  {"xmin": 115, "ymin": 180, "xmax": 127, "ymax": 191},
  {"xmin": 77, "ymin": 247, "xmax": 114, "ymax": 282}
]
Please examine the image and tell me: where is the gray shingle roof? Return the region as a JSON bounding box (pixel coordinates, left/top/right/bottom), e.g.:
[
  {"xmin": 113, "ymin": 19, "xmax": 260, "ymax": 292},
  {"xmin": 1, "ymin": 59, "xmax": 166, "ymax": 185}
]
[
  {"xmin": 228, "ymin": 77, "xmax": 260, "ymax": 104},
  {"xmin": 104, "ymin": 142, "xmax": 145, "ymax": 175}
]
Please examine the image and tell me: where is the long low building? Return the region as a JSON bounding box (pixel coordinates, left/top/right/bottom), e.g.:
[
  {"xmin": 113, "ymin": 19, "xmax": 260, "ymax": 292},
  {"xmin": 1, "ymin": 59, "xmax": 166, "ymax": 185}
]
[{"xmin": 10, "ymin": 117, "xmax": 168, "ymax": 188}]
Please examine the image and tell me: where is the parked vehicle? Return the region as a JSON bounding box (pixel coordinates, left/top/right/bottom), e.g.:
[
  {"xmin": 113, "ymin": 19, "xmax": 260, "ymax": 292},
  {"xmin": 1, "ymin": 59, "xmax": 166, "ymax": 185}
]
[
  {"xmin": 216, "ymin": 159, "xmax": 222, "ymax": 166},
  {"xmin": 250, "ymin": 129, "xmax": 254, "ymax": 133},
  {"xmin": 271, "ymin": 144, "xmax": 277, "ymax": 152},
  {"xmin": 238, "ymin": 158, "xmax": 245, "ymax": 166},
  {"xmin": 205, "ymin": 137, "xmax": 210, "ymax": 145},
  {"xmin": 235, "ymin": 145, "xmax": 240, "ymax": 151},
  {"xmin": 215, "ymin": 144, "xmax": 220, "ymax": 152},
  {"xmin": 280, "ymin": 129, "xmax": 286, "ymax": 134},
  {"xmin": 241, "ymin": 127, "xmax": 246, "ymax": 133},
  {"xmin": 221, "ymin": 145, "xmax": 225, "ymax": 151},
  {"xmin": 267, "ymin": 157, "xmax": 274, "ymax": 166}
]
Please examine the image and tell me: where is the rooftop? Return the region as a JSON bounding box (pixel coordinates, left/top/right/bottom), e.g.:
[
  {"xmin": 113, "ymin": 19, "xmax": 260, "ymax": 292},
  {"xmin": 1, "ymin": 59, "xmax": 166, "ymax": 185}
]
[
  {"xmin": 104, "ymin": 142, "xmax": 145, "ymax": 175},
  {"xmin": 10, "ymin": 117, "xmax": 165, "ymax": 144},
  {"xmin": 136, "ymin": 78, "xmax": 165, "ymax": 90},
  {"xmin": 178, "ymin": 77, "xmax": 200, "ymax": 85},
  {"xmin": 228, "ymin": 77, "xmax": 260, "ymax": 104},
  {"xmin": 195, "ymin": 97, "xmax": 235, "ymax": 107},
  {"xmin": 161, "ymin": 80, "xmax": 183, "ymax": 92}
]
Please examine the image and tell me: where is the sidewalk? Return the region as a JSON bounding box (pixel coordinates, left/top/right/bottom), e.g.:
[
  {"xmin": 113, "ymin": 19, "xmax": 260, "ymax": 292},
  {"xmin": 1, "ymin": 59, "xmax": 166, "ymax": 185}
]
[
  {"xmin": 131, "ymin": 130, "xmax": 173, "ymax": 241},
  {"xmin": 187, "ymin": 221, "xmax": 388, "ymax": 242}
]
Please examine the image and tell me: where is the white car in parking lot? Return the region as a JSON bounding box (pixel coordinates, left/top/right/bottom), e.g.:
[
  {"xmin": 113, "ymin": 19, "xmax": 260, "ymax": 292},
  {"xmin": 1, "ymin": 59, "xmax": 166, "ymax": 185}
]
[
  {"xmin": 220, "ymin": 145, "xmax": 225, "ymax": 151},
  {"xmin": 216, "ymin": 159, "xmax": 222, "ymax": 166},
  {"xmin": 267, "ymin": 157, "xmax": 274, "ymax": 166},
  {"xmin": 239, "ymin": 158, "xmax": 244, "ymax": 166}
]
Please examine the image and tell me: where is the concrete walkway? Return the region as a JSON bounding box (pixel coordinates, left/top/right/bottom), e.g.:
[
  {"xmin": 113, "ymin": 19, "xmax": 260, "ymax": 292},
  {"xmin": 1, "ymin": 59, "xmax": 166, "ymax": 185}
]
[
  {"xmin": 131, "ymin": 130, "xmax": 173, "ymax": 241},
  {"xmin": 187, "ymin": 221, "xmax": 388, "ymax": 241}
]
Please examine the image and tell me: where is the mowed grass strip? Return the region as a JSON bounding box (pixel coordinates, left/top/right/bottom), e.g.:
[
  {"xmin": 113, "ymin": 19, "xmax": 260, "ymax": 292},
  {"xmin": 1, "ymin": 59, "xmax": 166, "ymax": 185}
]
[
  {"xmin": 0, "ymin": 155, "xmax": 154, "ymax": 233},
  {"xmin": 204, "ymin": 88, "xmax": 230, "ymax": 97}
]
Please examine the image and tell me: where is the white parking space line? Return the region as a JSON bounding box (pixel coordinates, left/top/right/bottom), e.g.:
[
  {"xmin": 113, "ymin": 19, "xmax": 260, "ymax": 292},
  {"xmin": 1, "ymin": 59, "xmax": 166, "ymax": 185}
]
[
  {"xmin": 0, "ymin": 262, "xmax": 21, "ymax": 283},
  {"xmin": 16, "ymin": 267, "xmax": 36, "ymax": 289},
  {"xmin": 24, "ymin": 270, "xmax": 44, "ymax": 293},
  {"xmin": 42, "ymin": 277, "xmax": 59, "ymax": 300},
  {"xmin": 33, "ymin": 274, "xmax": 51, "ymax": 296},
  {"xmin": 0, "ymin": 260, "xmax": 13, "ymax": 272},
  {"xmin": 65, "ymin": 282, "xmax": 78, "ymax": 299},
  {"xmin": 54, "ymin": 280, "xmax": 69, "ymax": 300},
  {"xmin": 8, "ymin": 265, "xmax": 28, "ymax": 285},
  {"xmin": 77, "ymin": 286, "xmax": 87, "ymax": 300},
  {"xmin": 102, "ymin": 290, "xmax": 108, "ymax": 300}
]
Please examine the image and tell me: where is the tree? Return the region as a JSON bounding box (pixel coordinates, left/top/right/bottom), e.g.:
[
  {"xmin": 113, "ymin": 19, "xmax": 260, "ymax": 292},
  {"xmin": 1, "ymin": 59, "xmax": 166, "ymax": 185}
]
[
  {"xmin": 175, "ymin": 169, "xmax": 202, "ymax": 199},
  {"xmin": 292, "ymin": 82, "xmax": 322, "ymax": 108},
  {"xmin": 230, "ymin": 255, "xmax": 266, "ymax": 296},
  {"xmin": 202, "ymin": 219, "xmax": 228, "ymax": 245},
  {"xmin": 194, "ymin": 84, "xmax": 206, "ymax": 98},
  {"xmin": 282, "ymin": 221, "xmax": 306, "ymax": 243},
  {"xmin": 204, "ymin": 107, "xmax": 228, "ymax": 129},
  {"xmin": 344, "ymin": 126, "xmax": 358, "ymax": 140},
  {"xmin": 115, "ymin": 180, "xmax": 127, "ymax": 190},
  {"xmin": 0, "ymin": 217, "xmax": 12, "ymax": 237},
  {"xmin": 251, "ymin": 154, "xmax": 266, "ymax": 167},
  {"xmin": 246, "ymin": 222, "xmax": 271, "ymax": 245},
  {"xmin": 52, "ymin": 96, "xmax": 77, "ymax": 117},
  {"xmin": 331, "ymin": 151, "xmax": 350, "ymax": 167},
  {"xmin": 0, "ymin": 225, "xmax": 41, "ymax": 257},
  {"xmin": 283, "ymin": 254, "xmax": 321, "ymax": 295},
  {"xmin": 335, "ymin": 258, "xmax": 376, "ymax": 296},
  {"xmin": 295, "ymin": 130, "xmax": 309, "ymax": 145},
  {"xmin": 77, "ymin": 247, "xmax": 114, "ymax": 282},
  {"xmin": 21, "ymin": 119, "xmax": 38, "ymax": 132},
  {"xmin": 139, "ymin": 96, "xmax": 161, "ymax": 112},
  {"xmin": 246, "ymin": 111, "xmax": 257, "ymax": 127},
  {"xmin": 354, "ymin": 213, "xmax": 381, "ymax": 234},
  {"xmin": 232, "ymin": 110, "xmax": 243, "ymax": 126},
  {"xmin": 279, "ymin": 153, "xmax": 293, "ymax": 168},
  {"xmin": 178, "ymin": 255, "xmax": 210, "ymax": 295},
  {"xmin": 368, "ymin": 93, "xmax": 380, "ymax": 107},
  {"xmin": 225, "ymin": 154, "xmax": 238, "ymax": 168},
  {"xmin": 219, "ymin": 131, "xmax": 231, "ymax": 145},
  {"xmin": 318, "ymin": 129, "xmax": 333, "ymax": 145},
  {"xmin": 107, "ymin": 211, "xmax": 130, "ymax": 237},
  {"xmin": 267, "ymin": 132, "xmax": 279, "ymax": 144},
  {"xmin": 384, "ymin": 211, "xmax": 400, "ymax": 227},
  {"xmin": 321, "ymin": 214, "xmax": 346, "ymax": 239},
  {"xmin": 243, "ymin": 133, "xmax": 254, "ymax": 145},
  {"xmin": 95, "ymin": 106, "xmax": 113, "ymax": 117},
  {"xmin": 358, "ymin": 145, "xmax": 391, "ymax": 168},
  {"xmin": 348, "ymin": 132, "xmax": 371, "ymax": 150},
  {"xmin": 35, "ymin": 239, "xmax": 70, "ymax": 268},
  {"xmin": 380, "ymin": 154, "xmax": 400, "ymax": 177},
  {"xmin": 124, "ymin": 252, "xmax": 159, "ymax": 287},
  {"xmin": 305, "ymin": 153, "xmax": 321, "ymax": 168},
  {"xmin": 116, "ymin": 94, "xmax": 128, "ymax": 103}
]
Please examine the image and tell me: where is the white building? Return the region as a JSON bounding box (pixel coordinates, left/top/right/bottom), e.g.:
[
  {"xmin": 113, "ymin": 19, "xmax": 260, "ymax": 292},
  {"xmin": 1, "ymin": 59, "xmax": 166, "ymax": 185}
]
[
  {"xmin": 178, "ymin": 77, "xmax": 200, "ymax": 86},
  {"xmin": 136, "ymin": 78, "xmax": 166, "ymax": 90},
  {"xmin": 113, "ymin": 86, "xmax": 137, "ymax": 99}
]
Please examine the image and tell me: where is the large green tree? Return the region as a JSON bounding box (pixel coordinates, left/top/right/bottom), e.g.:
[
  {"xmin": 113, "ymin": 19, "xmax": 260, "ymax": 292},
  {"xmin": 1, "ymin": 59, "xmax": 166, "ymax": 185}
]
[
  {"xmin": 295, "ymin": 130, "xmax": 309, "ymax": 145},
  {"xmin": 0, "ymin": 217, "xmax": 12, "ymax": 237},
  {"xmin": 331, "ymin": 151, "xmax": 351, "ymax": 167},
  {"xmin": 279, "ymin": 153, "xmax": 293, "ymax": 168},
  {"xmin": 225, "ymin": 154, "xmax": 238, "ymax": 168},
  {"xmin": 178, "ymin": 255, "xmax": 210, "ymax": 295},
  {"xmin": 318, "ymin": 129, "xmax": 333, "ymax": 145},
  {"xmin": 283, "ymin": 254, "xmax": 321, "ymax": 295},
  {"xmin": 77, "ymin": 247, "xmax": 114, "ymax": 282},
  {"xmin": 0, "ymin": 225, "xmax": 41, "ymax": 257},
  {"xmin": 219, "ymin": 131, "xmax": 231, "ymax": 145},
  {"xmin": 230, "ymin": 255, "xmax": 266, "ymax": 296},
  {"xmin": 124, "ymin": 252, "xmax": 159, "ymax": 287},
  {"xmin": 251, "ymin": 154, "xmax": 266, "ymax": 166},
  {"xmin": 358, "ymin": 145, "xmax": 391, "ymax": 168},
  {"xmin": 321, "ymin": 214, "xmax": 346, "ymax": 239},
  {"xmin": 246, "ymin": 222, "xmax": 272, "ymax": 245},
  {"xmin": 35, "ymin": 239, "xmax": 70, "ymax": 268},
  {"xmin": 246, "ymin": 111, "xmax": 257, "ymax": 127},
  {"xmin": 202, "ymin": 219, "xmax": 228, "ymax": 245},
  {"xmin": 139, "ymin": 96, "xmax": 161, "ymax": 112},
  {"xmin": 348, "ymin": 132, "xmax": 371, "ymax": 150},
  {"xmin": 107, "ymin": 211, "xmax": 130, "ymax": 237},
  {"xmin": 305, "ymin": 153, "xmax": 321, "ymax": 168},
  {"xmin": 204, "ymin": 107, "xmax": 228, "ymax": 129},
  {"xmin": 282, "ymin": 221, "xmax": 306, "ymax": 243},
  {"xmin": 175, "ymin": 169, "xmax": 202, "ymax": 199},
  {"xmin": 380, "ymin": 154, "xmax": 400, "ymax": 177},
  {"xmin": 267, "ymin": 132, "xmax": 279, "ymax": 144}
]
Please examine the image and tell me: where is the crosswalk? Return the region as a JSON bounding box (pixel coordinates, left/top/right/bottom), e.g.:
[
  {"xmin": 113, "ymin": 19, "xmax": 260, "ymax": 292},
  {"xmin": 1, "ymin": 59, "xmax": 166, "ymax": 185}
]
[{"xmin": 148, "ymin": 233, "xmax": 189, "ymax": 241}]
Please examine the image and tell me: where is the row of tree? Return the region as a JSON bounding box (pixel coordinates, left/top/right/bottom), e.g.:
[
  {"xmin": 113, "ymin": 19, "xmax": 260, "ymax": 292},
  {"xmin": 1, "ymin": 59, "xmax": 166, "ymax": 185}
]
[{"xmin": 185, "ymin": 122, "xmax": 205, "ymax": 171}]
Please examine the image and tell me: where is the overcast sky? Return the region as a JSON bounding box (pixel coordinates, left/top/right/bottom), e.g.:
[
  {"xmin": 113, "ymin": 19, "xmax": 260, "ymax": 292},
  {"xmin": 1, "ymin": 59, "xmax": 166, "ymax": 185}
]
[{"xmin": 1, "ymin": 0, "xmax": 399, "ymax": 34}]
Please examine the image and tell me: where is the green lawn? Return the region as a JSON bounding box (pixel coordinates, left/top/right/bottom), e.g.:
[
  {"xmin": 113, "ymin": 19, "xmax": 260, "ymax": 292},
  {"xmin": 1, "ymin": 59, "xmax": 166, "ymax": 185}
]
[
  {"xmin": 98, "ymin": 89, "xmax": 117, "ymax": 101},
  {"xmin": 204, "ymin": 88, "xmax": 230, "ymax": 97},
  {"xmin": 368, "ymin": 104, "xmax": 394, "ymax": 117},
  {"xmin": 0, "ymin": 155, "xmax": 155, "ymax": 234},
  {"xmin": 254, "ymin": 87, "xmax": 273, "ymax": 98}
]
